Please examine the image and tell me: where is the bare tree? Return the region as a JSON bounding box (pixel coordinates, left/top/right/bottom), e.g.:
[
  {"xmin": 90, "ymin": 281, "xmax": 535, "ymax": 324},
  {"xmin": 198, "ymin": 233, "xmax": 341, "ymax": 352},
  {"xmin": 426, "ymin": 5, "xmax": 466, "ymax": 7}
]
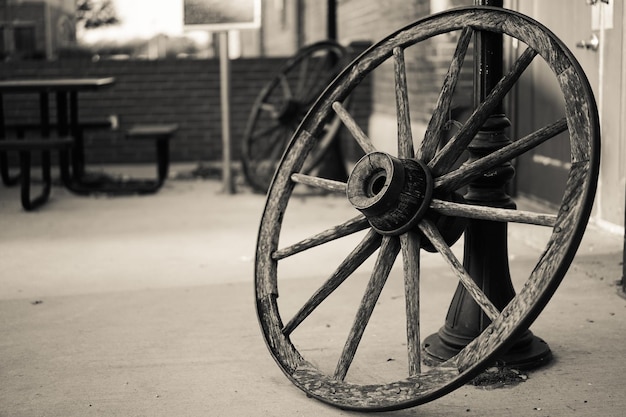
[{"xmin": 76, "ymin": 0, "xmax": 119, "ymax": 29}]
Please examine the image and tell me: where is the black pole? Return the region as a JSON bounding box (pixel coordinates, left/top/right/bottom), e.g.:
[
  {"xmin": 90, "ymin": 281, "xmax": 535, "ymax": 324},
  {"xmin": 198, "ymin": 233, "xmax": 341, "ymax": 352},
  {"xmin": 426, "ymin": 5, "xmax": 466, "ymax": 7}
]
[
  {"xmin": 315, "ymin": 0, "xmax": 348, "ymax": 183},
  {"xmin": 327, "ymin": 0, "xmax": 337, "ymax": 41},
  {"xmin": 423, "ymin": 0, "xmax": 552, "ymax": 369}
]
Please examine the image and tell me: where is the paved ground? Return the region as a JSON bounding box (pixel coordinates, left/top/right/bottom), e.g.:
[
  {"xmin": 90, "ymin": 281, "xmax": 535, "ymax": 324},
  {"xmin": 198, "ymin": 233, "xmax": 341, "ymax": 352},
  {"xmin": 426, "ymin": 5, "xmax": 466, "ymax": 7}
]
[{"xmin": 0, "ymin": 164, "xmax": 624, "ymax": 417}]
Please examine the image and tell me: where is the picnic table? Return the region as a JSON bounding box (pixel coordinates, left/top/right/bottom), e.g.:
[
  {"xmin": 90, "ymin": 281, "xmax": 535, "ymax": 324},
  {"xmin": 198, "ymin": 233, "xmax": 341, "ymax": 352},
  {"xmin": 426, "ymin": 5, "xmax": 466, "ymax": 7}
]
[{"xmin": 0, "ymin": 77, "xmax": 115, "ymax": 209}]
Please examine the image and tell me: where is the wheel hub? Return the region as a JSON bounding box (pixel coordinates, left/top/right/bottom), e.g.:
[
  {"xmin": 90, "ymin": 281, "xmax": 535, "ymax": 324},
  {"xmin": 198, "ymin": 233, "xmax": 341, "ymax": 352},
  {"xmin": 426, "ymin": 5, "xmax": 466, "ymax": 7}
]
[
  {"xmin": 275, "ymin": 99, "xmax": 302, "ymax": 124},
  {"xmin": 346, "ymin": 152, "xmax": 433, "ymax": 236}
]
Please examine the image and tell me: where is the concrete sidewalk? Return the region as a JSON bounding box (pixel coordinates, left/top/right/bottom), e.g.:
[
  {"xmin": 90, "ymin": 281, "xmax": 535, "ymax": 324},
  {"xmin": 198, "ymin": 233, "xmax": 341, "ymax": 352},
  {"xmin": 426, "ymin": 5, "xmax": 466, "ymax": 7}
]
[{"xmin": 0, "ymin": 167, "xmax": 624, "ymax": 417}]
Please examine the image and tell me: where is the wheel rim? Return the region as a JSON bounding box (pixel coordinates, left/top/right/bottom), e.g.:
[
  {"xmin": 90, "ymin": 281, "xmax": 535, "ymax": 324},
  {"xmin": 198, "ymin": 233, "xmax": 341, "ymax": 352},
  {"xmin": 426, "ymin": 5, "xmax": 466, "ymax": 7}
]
[
  {"xmin": 255, "ymin": 7, "xmax": 600, "ymax": 411},
  {"xmin": 241, "ymin": 41, "xmax": 348, "ymax": 193}
]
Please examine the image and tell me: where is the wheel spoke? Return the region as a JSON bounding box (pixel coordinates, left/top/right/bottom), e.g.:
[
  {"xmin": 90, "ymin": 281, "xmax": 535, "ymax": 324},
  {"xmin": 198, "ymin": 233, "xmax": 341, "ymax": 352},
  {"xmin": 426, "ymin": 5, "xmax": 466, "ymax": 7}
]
[
  {"xmin": 332, "ymin": 101, "xmax": 376, "ymax": 154},
  {"xmin": 393, "ymin": 47, "xmax": 414, "ymax": 159},
  {"xmin": 282, "ymin": 230, "xmax": 382, "ymax": 336},
  {"xmin": 400, "ymin": 231, "xmax": 421, "ymax": 376},
  {"xmin": 259, "ymin": 102, "xmax": 279, "ymax": 117},
  {"xmin": 290, "ymin": 173, "xmax": 347, "ymax": 193},
  {"xmin": 418, "ymin": 220, "xmax": 500, "ymax": 321},
  {"xmin": 418, "ymin": 26, "xmax": 473, "ymax": 163},
  {"xmin": 300, "ymin": 54, "xmax": 334, "ymax": 103},
  {"xmin": 272, "ymin": 214, "xmax": 370, "ymax": 260},
  {"xmin": 256, "ymin": 128, "xmax": 282, "ymax": 159},
  {"xmin": 430, "ymin": 199, "xmax": 556, "ymax": 227},
  {"xmin": 295, "ymin": 55, "xmax": 312, "ymax": 98},
  {"xmin": 278, "ymin": 73, "xmax": 293, "ymax": 99},
  {"xmin": 300, "ymin": 117, "xmax": 343, "ymax": 175},
  {"xmin": 334, "ymin": 236, "xmax": 401, "ymax": 381},
  {"xmin": 436, "ymin": 118, "xmax": 568, "ymax": 192},
  {"xmin": 428, "ymin": 47, "xmax": 538, "ymax": 176},
  {"xmin": 260, "ymin": 126, "xmax": 290, "ymax": 160},
  {"xmin": 251, "ymin": 122, "xmax": 282, "ymax": 141}
]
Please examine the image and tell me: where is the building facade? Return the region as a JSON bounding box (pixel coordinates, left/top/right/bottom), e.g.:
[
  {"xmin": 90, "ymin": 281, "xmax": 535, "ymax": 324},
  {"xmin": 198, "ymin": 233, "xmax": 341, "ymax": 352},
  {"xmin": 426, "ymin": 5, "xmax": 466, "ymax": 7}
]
[{"xmin": 0, "ymin": 0, "xmax": 75, "ymax": 60}]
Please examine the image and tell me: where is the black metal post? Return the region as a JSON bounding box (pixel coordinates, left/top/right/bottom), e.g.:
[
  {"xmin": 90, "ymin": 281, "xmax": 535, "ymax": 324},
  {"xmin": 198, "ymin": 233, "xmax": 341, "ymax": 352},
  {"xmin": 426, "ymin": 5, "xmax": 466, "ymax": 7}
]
[
  {"xmin": 423, "ymin": 0, "xmax": 552, "ymax": 369},
  {"xmin": 327, "ymin": 0, "xmax": 337, "ymax": 41},
  {"xmin": 315, "ymin": 0, "xmax": 348, "ymax": 183}
]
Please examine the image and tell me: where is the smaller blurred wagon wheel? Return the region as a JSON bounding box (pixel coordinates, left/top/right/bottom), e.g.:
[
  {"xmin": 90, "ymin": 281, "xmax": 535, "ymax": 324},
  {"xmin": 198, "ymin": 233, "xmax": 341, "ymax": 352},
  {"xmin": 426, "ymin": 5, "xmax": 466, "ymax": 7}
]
[
  {"xmin": 256, "ymin": 7, "xmax": 600, "ymax": 412},
  {"xmin": 241, "ymin": 41, "xmax": 348, "ymax": 193}
]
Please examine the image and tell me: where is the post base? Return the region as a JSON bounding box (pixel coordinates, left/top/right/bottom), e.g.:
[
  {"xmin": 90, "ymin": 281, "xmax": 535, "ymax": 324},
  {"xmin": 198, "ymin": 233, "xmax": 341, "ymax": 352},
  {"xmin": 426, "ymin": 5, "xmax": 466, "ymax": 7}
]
[{"xmin": 422, "ymin": 329, "xmax": 552, "ymax": 370}]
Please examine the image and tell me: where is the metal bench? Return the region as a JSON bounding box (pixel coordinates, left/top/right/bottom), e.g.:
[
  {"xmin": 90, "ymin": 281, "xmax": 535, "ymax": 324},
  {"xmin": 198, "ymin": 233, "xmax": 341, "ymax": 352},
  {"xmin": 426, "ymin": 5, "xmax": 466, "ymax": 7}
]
[
  {"xmin": 125, "ymin": 123, "xmax": 178, "ymax": 190},
  {"xmin": 0, "ymin": 120, "xmax": 113, "ymax": 187},
  {"xmin": 1, "ymin": 123, "xmax": 178, "ymax": 201},
  {"xmin": 67, "ymin": 123, "xmax": 179, "ymax": 196}
]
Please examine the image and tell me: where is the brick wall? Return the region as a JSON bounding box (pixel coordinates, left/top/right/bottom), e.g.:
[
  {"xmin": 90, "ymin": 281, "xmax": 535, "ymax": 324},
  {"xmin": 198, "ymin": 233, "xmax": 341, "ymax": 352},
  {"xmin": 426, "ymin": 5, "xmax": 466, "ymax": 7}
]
[
  {"xmin": 2, "ymin": 1, "xmax": 477, "ymax": 168},
  {"xmin": 1, "ymin": 57, "xmax": 287, "ymax": 164}
]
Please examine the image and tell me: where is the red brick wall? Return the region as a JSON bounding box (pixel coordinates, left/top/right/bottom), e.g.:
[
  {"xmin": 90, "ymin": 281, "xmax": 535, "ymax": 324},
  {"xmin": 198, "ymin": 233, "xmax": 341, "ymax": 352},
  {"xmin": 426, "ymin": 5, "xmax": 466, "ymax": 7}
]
[{"xmin": 1, "ymin": 57, "xmax": 287, "ymax": 164}]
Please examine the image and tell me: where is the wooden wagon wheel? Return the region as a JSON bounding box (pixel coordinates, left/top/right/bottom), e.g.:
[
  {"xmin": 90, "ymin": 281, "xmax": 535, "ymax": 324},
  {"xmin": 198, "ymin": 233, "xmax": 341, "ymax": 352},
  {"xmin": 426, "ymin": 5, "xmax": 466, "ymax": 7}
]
[
  {"xmin": 255, "ymin": 7, "xmax": 599, "ymax": 411},
  {"xmin": 241, "ymin": 41, "xmax": 348, "ymax": 193}
]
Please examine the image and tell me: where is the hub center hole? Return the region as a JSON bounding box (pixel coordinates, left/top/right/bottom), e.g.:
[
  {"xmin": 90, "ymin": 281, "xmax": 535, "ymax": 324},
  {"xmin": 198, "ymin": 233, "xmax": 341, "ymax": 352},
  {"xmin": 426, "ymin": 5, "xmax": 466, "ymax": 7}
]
[{"xmin": 366, "ymin": 170, "xmax": 387, "ymax": 197}]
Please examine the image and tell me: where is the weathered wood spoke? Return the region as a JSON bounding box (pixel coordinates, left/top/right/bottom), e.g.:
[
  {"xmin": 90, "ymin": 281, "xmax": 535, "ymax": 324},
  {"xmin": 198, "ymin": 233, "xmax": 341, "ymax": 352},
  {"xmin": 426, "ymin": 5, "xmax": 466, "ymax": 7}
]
[
  {"xmin": 278, "ymin": 73, "xmax": 293, "ymax": 99},
  {"xmin": 332, "ymin": 101, "xmax": 377, "ymax": 154},
  {"xmin": 260, "ymin": 126, "xmax": 291, "ymax": 160},
  {"xmin": 259, "ymin": 102, "xmax": 279, "ymax": 115},
  {"xmin": 251, "ymin": 122, "xmax": 282, "ymax": 141},
  {"xmin": 418, "ymin": 26, "xmax": 473, "ymax": 163},
  {"xmin": 334, "ymin": 236, "xmax": 401, "ymax": 381},
  {"xmin": 436, "ymin": 118, "xmax": 568, "ymax": 192},
  {"xmin": 418, "ymin": 220, "xmax": 500, "ymax": 321},
  {"xmin": 295, "ymin": 55, "xmax": 312, "ymax": 98},
  {"xmin": 272, "ymin": 215, "xmax": 370, "ymax": 260},
  {"xmin": 299, "ymin": 55, "xmax": 334, "ymax": 104},
  {"xmin": 290, "ymin": 173, "xmax": 347, "ymax": 193},
  {"xmin": 430, "ymin": 199, "xmax": 557, "ymax": 227},
  {"xmin": 400, "ymin": 231, "xmax": 421, "ymax": 376},
  {"xmin": 393, "ymin": 47, "xmax": 414, "ymax": 159},
  {"xmin": 428, "ymin": 47, "xmax": 538, "ymax": 176},
  {"xmin": 282, "ymin": 230, "xmax": 382, "ymax": 336}
]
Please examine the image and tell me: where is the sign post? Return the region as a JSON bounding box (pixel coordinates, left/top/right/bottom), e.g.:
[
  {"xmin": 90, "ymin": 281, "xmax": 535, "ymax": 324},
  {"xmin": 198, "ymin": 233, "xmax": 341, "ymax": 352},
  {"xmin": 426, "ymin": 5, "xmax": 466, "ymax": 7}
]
[
  {"xmin": 218, "ymin": 30, "xmax": 234, "ymax": 193},
  {"xmin": 183, "ymin": 0, "xmax": 261, "ymax": 194}
]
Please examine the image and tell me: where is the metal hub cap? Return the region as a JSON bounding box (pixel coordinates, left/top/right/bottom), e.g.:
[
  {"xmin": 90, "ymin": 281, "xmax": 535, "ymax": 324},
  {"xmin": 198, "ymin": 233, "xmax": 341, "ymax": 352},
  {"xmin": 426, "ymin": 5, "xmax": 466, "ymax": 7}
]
[{"xmin": 346, "ymin": 152, "xmax": 433, "ymax": 235}]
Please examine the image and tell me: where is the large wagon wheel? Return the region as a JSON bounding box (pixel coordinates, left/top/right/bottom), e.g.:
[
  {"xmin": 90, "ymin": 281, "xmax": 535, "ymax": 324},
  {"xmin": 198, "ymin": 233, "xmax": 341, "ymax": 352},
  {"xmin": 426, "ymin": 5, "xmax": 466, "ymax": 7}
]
[
  {"xmin": 255, "ymin": 7, "xmax": 599, "ymax": 412},
  {"xmin": 241, "ymin": 41, "xmax": 348, "ymax": 193}
]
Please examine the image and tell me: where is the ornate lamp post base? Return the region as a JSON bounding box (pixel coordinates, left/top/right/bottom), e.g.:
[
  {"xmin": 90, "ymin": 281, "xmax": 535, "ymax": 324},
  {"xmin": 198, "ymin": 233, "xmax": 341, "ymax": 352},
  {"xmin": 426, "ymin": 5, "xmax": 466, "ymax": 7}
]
[{"xmin": 422, "ymin": 0, "xmax": 552, "ymax": 371}]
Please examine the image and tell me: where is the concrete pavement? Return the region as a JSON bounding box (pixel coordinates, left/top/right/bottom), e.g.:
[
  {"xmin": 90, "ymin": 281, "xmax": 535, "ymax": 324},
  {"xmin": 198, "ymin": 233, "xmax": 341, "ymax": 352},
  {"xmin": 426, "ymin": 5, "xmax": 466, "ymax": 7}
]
[{"xmin": 0, "ymin": 165, "xmax": 624, "ymax": 416}]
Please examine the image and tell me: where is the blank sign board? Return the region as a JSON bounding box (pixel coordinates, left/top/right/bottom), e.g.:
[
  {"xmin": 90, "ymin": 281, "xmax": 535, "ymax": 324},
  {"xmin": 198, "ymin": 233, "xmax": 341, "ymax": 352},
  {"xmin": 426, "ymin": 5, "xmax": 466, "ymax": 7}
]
[{"xmin": 183, "ymin": 0, "xmax": 261, "ymax": 30}]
